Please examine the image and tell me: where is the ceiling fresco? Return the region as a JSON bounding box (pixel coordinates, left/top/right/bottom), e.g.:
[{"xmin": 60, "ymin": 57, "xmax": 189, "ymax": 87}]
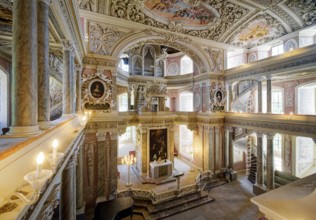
[{"xmin": 143, "ymin": 0, "xmax": 219, "ymax": 28}]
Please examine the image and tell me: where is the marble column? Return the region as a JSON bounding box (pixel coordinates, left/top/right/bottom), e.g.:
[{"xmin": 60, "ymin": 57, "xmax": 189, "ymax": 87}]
[
  {"xmin": 256, "ymin": 132, "xmax": 264, "ymax": 185},
  {"xmin": 266, "ymin": 133, "xmax": 275, "ymax": 190},
  {"xmin": 76, "ymin": 142, "xmax": 84, "ymax": 214},
  {"xmin": 62, "ymin": 40, "xmax": 75, "ymax": 115},
  {"xmin": 75, "ymin": 65, "xmax": 82, "ymax": 113},
  {"xmin": 267, "ymin": 78, "xmax": 272, "ymax": 113},
  {"xmin": 257, "ymin": 80, "xmax": 262, "ymax": 113},
  {"xmin": 60, "ymin": 155, "xmax": 77, "ymax": 220},
  {"xmin": 227, "ymin": 127, "xmax": 234, "ymax": 169},
  {"xmin": 38, "ymin": 0, "xmax": 51, "ymax": 130},
  {"xmin": 10, "ymin": 0, "xmax": 41, "ymax": 136}
]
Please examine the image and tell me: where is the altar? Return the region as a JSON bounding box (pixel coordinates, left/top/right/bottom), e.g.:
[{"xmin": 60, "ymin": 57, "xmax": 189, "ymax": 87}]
[{"xmin": 150, "ymin": 160, "xmax": 173, "ymax": 179}]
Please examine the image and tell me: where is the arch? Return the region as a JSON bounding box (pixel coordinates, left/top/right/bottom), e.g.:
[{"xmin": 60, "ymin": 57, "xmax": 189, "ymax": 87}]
[
  {"xmin": 142, "ymin": 45, "xmax": 155, "ymax": 76},
  {"xmin": 284, "ymin": 39, "xmax": 298, "ymax": 52},
  {"xmin": 248, "ymin": 53, "xmax": 257, "ymax": 63},
  {"xmin": 112, "ymin": 31, "xmax": 212, "ymax": 74}
]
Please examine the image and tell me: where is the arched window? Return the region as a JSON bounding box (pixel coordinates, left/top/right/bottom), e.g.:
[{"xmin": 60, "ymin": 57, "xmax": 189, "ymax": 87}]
[
  {"xmin": 297, "ymin": 82, "xmax": 316, "ymax": 115},
  {"xmin": 118, "ymin": 58, "xmax": 129, "ymax": 72},
  {"xmin": 180, "ymin": 55, "xmax": 193, "ymax": 75},
  {"xmin": 0, "ymin": 70, "xmax": 8, "ymax": 131},
  {"xmin": 118, "ymin": 93, "xmax": 128, "ymax": 112},
  {"xmin": 179, "ymin": 92, "xmax": 193, "ymax": 111}
]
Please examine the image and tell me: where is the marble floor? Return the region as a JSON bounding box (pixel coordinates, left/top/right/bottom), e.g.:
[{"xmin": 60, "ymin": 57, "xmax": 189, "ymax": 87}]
[{"xmin": 117, "ymin": 157, "xmax": 263, "ymax": 220}]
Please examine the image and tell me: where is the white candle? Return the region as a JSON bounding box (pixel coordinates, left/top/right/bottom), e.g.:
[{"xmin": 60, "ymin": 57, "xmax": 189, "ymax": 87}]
[
  {"xmin": 36, "ymin": 152, "xmax": 45, "ymax": 178},
  {"xmin": 52, "ymin": 139, "xmax": 58, "ymax": 160}
]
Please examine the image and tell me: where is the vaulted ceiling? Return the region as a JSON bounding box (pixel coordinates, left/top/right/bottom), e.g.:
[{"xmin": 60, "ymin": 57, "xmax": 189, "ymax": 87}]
[{"xmin": 80, "ymin": 0, "xmax": 316, "ymax": 49}]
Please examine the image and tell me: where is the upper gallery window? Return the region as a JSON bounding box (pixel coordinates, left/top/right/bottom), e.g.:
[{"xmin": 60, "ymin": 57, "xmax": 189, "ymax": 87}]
[
  {"xmin": 271, "ymin": 44, "xmax": 284, "ymax": 56},
  {"xmin": 118, "ymin": 93, "xmax": 128, "ymax": 112},
  {"xmin": 179, "ymin": 92, "xmax": 193, "ymax": 112},
  {"xmin": 180, "ymin": 55, "xmax": 193, "ymax": 75}
]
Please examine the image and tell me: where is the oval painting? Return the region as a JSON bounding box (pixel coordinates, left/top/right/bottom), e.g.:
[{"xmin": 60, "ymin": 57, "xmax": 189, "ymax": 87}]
[
  {"xmin": 90, "ymin": 80, "xmax": 105, "ymax": 99},
  {"xmin": 144, "ymin": 0, "xmax": 218, "ymax": 27}
]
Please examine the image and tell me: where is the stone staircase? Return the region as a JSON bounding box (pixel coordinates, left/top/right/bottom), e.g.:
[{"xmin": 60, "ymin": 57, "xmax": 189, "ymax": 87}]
[
  {"xmin": 274, "ymin": 170, "xmax": 299, "ymax": 188},
  {"xmin": 248, "ymin": 154, "xmax": 257, "ymax": 184},
  {"xmin": 133, "ymin": 191, "xmax": 214, "ymax": 220}
]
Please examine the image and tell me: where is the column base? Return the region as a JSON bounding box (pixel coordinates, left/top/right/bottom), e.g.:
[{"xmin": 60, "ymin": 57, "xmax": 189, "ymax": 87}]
[
  {"xmin": 7, "ymin": 125, "xmax": 41, "ymax": 137},
  {"xmin": 38, "ymin": 121, "xmax": 52, "ymax": 130},
  {"xmin": 253, "ymin": 183, "xmax": 267, "ymax": 195}
]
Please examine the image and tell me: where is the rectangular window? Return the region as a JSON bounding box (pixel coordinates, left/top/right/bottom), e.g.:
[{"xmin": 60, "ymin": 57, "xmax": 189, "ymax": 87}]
[
  {"xmin": 271, "ymin": 44, "xmax": 284, "ymax": 56},
  {"xmin": 272, "ymin": 89, "xmax": 283, "ymax": 113},
  {"xmin": 119, "ymin": 93, "xmax": 128, "ymax": 112}
]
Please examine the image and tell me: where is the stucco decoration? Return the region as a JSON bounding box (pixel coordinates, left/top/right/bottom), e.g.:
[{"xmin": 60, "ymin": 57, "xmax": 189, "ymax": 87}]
[
  {"xmin": 248, "ymin": 53, "xmax": 257, "ymax": 63},
  {"xmin": 167, "ymin": 62, "xmax": 179, "ymax": 76},
  {"xmin": 89, "ymin": 22, "xmax": 124, "ymax": 55},
  {"xmin": 111, "ymin": 0, "xmax": 248, "ymax": 41},
  {"xmin": 49, "ymin": 53, "xmax": 63, "ymax": 78},
  {"xmin": 287, "ymin": 0, "xmax": 316, "ymax": 25},
  {"xmin": 209, "ymin": 82, "xmax": 226, "ymax": 112},
  {"xmin": 49, "ymin": 77, "xmax": 62, "ymax": 120},
  {"xmin": 78, "ymin": 0, "xmax": 95, "ymax": 11},
  {"xmin": 82, "ymin": 67, "xmax": 113, "ymax": 110},
  {"xmin": 228, "ymin": 14, "xmax": 287, "ymax": 48},
  {"xmin": 143, "ymin": 0, "xmax": 220, "ymax": 28},
  {"xmin": 284, "ymin": 39, "xmax": 298, "ymax": 51},
  {"xmin": 204, "ymin": 47, "xmax": 223, "ymax": 72}
]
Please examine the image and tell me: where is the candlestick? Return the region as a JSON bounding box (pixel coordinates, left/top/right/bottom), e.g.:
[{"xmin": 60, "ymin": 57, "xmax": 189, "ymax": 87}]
[
  {"xmin": 36, "ymin": 152, "xmax": 45, "ymax": 178},
  {"xmin": 52, "ymin": 139, "xmax": 58, "ymax": 160}
]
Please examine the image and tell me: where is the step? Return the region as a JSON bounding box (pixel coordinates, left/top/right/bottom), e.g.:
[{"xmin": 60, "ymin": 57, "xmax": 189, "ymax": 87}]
[
  {"xmin": 148, "ymin": 191, "xmax": 209, "ymax": 214},
  {"xmin": 147, "ymin": 195, "xmax": 215, "ymax": 220}
]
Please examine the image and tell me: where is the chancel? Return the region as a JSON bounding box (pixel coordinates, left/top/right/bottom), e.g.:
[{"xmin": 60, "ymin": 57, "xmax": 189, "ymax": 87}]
[{"xmin": 1, "ymin": 1, "xmax": 316, "ymax": 220}]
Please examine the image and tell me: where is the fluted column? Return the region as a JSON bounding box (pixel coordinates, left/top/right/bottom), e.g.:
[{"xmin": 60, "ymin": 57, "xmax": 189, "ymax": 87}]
[
  {"xmin": 38, "ymin": 0, "xmax": 52, "ymax": 130},
  {"xmin": 60, "ymin": 154, "xmax": 77, "ymax": 220},
  {"xmin": 227, "ymin": 127, "xmax": 234, "ymax": 169},
  {"xmin": 266, "ymin": 133, "xmax": 275, "ymax": 190},
  {"xmin": 75, "ymin": 65, "xmax": 82, "ymax": 113},
  {"xmin": 62, "ymin": 40, "xmax": 75, "ymax": 115},
  {"xmin": 256, "ymin": 132, "xmax": 264, "ymax": 186},
  {"xmin": 76, "ymin": 142, "xmax": 84, "ymax": 214},
  {"xmin": 267, "ymin": 78, "xmax": 272, "ymax": 113},
  {"xmin": 203, "ymin": 126, "xmax": 210, "ymax": 170},
  {"xmin": 9, "ymin": 0, "xmax": 41, "ymax": 136},
  {"xmin": 257, "ymin": 80, "xmax": 262, "ymax": 113}
]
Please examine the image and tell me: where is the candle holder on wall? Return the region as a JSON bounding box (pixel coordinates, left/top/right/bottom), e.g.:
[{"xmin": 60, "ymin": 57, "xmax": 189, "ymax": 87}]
[
  {"xmin": 12, "ymin": 169, "xmax": 53, "ymax": 205},
  {"xmin": 46, "ymin": 152, "xmax": 64, "ymax": 173}
]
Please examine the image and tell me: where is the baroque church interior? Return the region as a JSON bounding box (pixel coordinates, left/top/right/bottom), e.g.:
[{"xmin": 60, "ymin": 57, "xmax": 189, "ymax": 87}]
[{"xmin": 0, "ymin": 0, "xmax": 316, "ymax": 219}]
